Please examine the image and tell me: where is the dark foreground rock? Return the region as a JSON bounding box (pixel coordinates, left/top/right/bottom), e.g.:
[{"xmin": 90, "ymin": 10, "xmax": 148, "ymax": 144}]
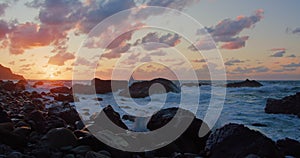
[
  {"xmin": 205, "ymin": 123, "xmax": 282, "ymax": 158},
  {"xmin": 276, "ymin": 138, "xmax": 300, "ymax": 157},
  {"xmin": 147, "ymin": 107, "xmax": 211, "ymax": 156},
  {"xmin": 226, "ymin": 79, "xmax": 263, "ymax": 88},
  {"xmin": 265, "ymin": 92, "xmax": 300, "ymax": 117},
  {"xmin": 120, "ymin": 78, "xmax": 181, "ymax": 98},
  {"xmin": 50, "ymin": 86, "xmax": 72, "ymax": 94}
]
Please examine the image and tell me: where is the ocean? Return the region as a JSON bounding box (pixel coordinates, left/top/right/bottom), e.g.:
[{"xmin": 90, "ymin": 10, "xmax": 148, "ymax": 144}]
[{"xmin": 25, "ymin": 80, "xmax": 300, "ymax": 142}]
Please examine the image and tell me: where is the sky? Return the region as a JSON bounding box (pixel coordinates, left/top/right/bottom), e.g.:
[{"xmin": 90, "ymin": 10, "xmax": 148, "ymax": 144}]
[{"xmin": 0, "ymin": 0, "xmax": 299, "ymax": 80}]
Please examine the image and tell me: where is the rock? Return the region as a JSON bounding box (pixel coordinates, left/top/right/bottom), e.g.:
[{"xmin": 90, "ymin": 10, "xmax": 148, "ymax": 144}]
[
  {"xmin": 276, "ymin": 138, "xmax": 300, "ymax": 157},
  {"xmin": 44, "ymin": 128, "xmax": 77, "ymax": 148},
  {"xmin": 226, "ymin": 79, "xmax": 263, "ymax": 88},
  {"xmin": 85, "ymin": 151, "xmax": 111, "ymax": 158},
  {"xmin": 44, "ymin": 116, "xmax": 67, "ymax": 132},
  {"xmin": 13, "ymin": 126, "xmax": 31, "ymax": 138},
  {"xmin": 265, "ymin": 92, "xmax": 300, "ymax": 117},
  {"xmin": 251, "ymin": 123, "xmax": 267, "ymax": 127},
  {"xmin": 64, "ymin": 154, "xmax": 75, "ymax": 158},
  {"xmin": 122, "ymin": 115, "xmax": 136, "ymax": 122},
  {"xmin": 1, "ymin": 81, "xmax": 16, "ymax": 91},
  {"xmin": 50, "ymin": 86, "xmax": 72, "ymax": 94},
  {"xmin": 33, "ymin": 81, "xmax": 44, "ymax": 88},
  {"xmin": 54, "ymin": 94, "xmax": 78, "ymax": 102},
  {"xmin": 120, "ymin": 78, "xmax": 181, "ymax": 98},
  {"xmin": 0, "ymin": 122, "xmax": 14, "ymax": 132},
  {"xmin": 27, "ymin": 110, "xmax": 46, "ymax": 132},
  {"xmin": 0, "ymin": 123, "xmax": 27, "ymax": 149},
  {"xmin": 32, "ymin": 98, "xmax": 45, "ymax": 110},
  {"xmin": 70, "ymin": 145, "xmax": 92, "ymax": 154},
  {"xmin": 72, "ymin": 84, "xmax": 94, "ymax": 94},
  {"xmin": 91, "ymin": 78, "xmax": 127, "ymax": 94},
  {"xmin": 0, "ymin": 107, "xmax": 12, "ymax": 123},
  {"xmin": 7, "ymin": 151, "xmax": 23, "ymax": 158},
  {"xmin": 31, "ymin": 91, "xmax": 42, "ymax": 98},
  {"xmin": 205, "ymin": 123, "xmax": 282, "ymax": 158},
  {"xmin": 147, "ymin": 108, "xmax": 210, "ymax": 156},
  {"xmin": 58, "ymin": 108, "xmax": 81, "ymax": 127},
  {"xmin": 0, "ymin": 64, "xmax": 25, "ymax": 80},
  {"xmin": 93, "ymin": 105, "xmax": 128, "ymax": 130}
]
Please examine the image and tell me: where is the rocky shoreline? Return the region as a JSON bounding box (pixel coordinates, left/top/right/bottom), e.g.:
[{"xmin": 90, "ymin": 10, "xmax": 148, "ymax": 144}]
[{"xmin": 0, "ymin": 79, "xmax": 299, "ymax": 158}]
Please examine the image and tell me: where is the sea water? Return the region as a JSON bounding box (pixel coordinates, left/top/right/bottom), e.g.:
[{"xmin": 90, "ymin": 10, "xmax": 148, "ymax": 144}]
[{"xmin": 27, "ymin": 80, "xmax": 300, "ymax": 141}]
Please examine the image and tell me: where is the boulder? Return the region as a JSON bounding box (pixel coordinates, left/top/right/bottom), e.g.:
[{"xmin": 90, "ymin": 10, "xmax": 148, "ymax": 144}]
[
  {"xmin": 276, "ymin": 138, "xmax": 300, "ymax": 157},
  {"xmin": 0, "ymin": 123, "xmax": 27, "ymax": 149},
  {"xmin": 226, "ymin": 79, "xmax": 263, "ymax": 88},
  {"xmin": 50, "ymin": 86, "xmax": 72, "ymax": 94},
  {"xmin": 72, "ymin": 84, "xmax": 94, "ymax": 94},
  {"xmin": 0, "ymin": 107, "xmax": 12, "ymax": 123},
  {"xmin": 120, "ymin": 78, "xmax": 181, "ymax": 98},
  {"xmin": 205, "ymin": 123, "xmax": 282, "ymax": 158},
  {"xmin": 43, "ymin": 128, "xmax": 77, "ymax": 148},
  {"xmin": 265, "ymin": 92, "xmax": 300, "ymax": 117},
  {"xmin": 91, "ymin": 78, "xmax": 127, "ymax": 94},
  {"xmin": 54, "ymin": 94, "xmax": 78, "ymax": 102},
  {"xmin": 147, "ymin": 107, "xmax": 210, "ymax": 156},
  {"xmin": 93, "ymin": 105, "xmax": 128, "ymax": 130}
]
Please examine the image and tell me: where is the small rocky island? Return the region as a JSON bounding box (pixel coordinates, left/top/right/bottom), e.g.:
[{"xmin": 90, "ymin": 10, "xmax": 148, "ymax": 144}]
[{"xmin": 226, "ymin": 79, "xmax": 263, "ymax": 88}]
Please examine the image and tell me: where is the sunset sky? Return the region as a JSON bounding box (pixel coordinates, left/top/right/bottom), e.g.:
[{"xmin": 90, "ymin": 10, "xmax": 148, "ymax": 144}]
[{"xmin": 0, "ymin": 0, "xmax": 299, "ymax": 80}]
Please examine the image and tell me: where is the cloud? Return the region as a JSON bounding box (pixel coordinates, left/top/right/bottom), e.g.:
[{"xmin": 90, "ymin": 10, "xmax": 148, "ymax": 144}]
[
  {"xmin": 286, "ymin": 27, "xmax": 300, "ymax": 34},
  {"xmin": 191, "ymin": 9, "xmax": 264, "ymax": 51},
  {"xmin": 140, "ymin": 54, "xmax": 152, "ymax": 62},
  {"xmin": 0, "ymin": 20, "xmax": 10, "ymax": 39},
  {"xmin": 288, "ymin": 54, "xmax": 296, "ymax": 58},
  {"xmin": 136, "ymin": 32, "xmax": 181, "ymax": 50},
  {"xmin": 230, "ymin": 66, "xmax": 269, "ymax": 74},
  {"xmin": 192, "ymin": 59, "xmax": 206, "ymax": 63},
  {"xmin": 225, "ymin": 59, "xmax": 245, "ymax": 66},
  {"xmin": 151, "ymin": 50, "xmax": 167, "ymax": 56},
  {"xmin": 48, "ymin": 52, "xmax": 75, "ymax": 66},
  {"xmin": 101, "ymin": 43, "xmax": 131, "ymax": 59},
  {"xmin": 270, "ymin": 50, "xmax": 285, "ymax": 57},
  {"xmin": 270, "ymin": 48, "xmax": 286, "ymax": 51},
  {"xmin": 220, "ymin": 36, "xmax": 249, "ymax": 50},
  {"xmin": 282, "ymin": 62, "xmax": 300, "ymax": 68},
  {"xmin": 146, "ymin": 0, "xmax": 200, "ymax": 11},
  {"xmin": 0, "ymin": 3, "xmax": 8, "ymax": 16},
  {"xmin": 1, "ymin": 0, "xmax": 201, "ymax": 55},
  {"xmin": 8, "ymin": 22, "xmax": 67, "ymax": 54}
]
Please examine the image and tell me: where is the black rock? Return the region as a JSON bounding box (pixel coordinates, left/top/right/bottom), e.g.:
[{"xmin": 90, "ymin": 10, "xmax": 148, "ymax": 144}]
[
  {"xmin": 205, "ymin": 123, "xmax": 282, "ymax": 158},
  {"xmin": 93, "ymin": 105, "xmax": 128, "ymax": 130},
  {"xmin": 27, "ymin": 110, "xmax": 46, "ymax": 132},
  {"xmin": 251, "ymin": 123, "xmax": 267, "ymax": 127},
  {"xmin": 43, "ymin": 128, "xmax": 77, "ymax": 148},
  {"xmin": 276, "ymin": 138, "xmax": 300, "ymax": 157},
  {"xmin": 120, "ymin": 78, "xmax": 181, "ymax": 98},
  {"xmin": 0, "ymin": 107, "xmax": 11, "ymax": 123},
  {"xmin": 50, "ymin": 86, "xmax": 72, "ymax": 94},
  {"xmin": 0, "ymin": 123, "xmax": 27, "ymax": 149},
  {"xmin": 265, "ymin": 92, "xmax": 300, "ymax": 117},
  {"xmin": 91, "ymin": 78, "xmax": 127, "ymax": 94},
  {"xmin": 54, "ymin": 94, "xmax": 77, "ymax": 102},
  {"xmin": 147, "ymin": 107, "xmax": 210, "ymax": 156},
  {"xmin": 226, "ymin": 79, "xmax": 263, "ymax": 88}
]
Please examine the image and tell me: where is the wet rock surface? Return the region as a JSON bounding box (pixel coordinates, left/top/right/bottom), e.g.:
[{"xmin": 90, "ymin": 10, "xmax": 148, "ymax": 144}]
[
  {"xmin": 120, "ymin": 78, "xmax": 181, "ymax": 98},
  {"xmin": 204, "ymin": 123, "xmax": 282, "ymax": 158},
  {"xmin": 265, "ymin": 92, "xmax": 300, "ymax": 117}
]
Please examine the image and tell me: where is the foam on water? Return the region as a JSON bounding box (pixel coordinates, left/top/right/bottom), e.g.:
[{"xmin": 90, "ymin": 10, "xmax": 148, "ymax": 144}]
[{"xmin": 26, "ymin": 80, "xmax": 300, "ymax": 141}]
